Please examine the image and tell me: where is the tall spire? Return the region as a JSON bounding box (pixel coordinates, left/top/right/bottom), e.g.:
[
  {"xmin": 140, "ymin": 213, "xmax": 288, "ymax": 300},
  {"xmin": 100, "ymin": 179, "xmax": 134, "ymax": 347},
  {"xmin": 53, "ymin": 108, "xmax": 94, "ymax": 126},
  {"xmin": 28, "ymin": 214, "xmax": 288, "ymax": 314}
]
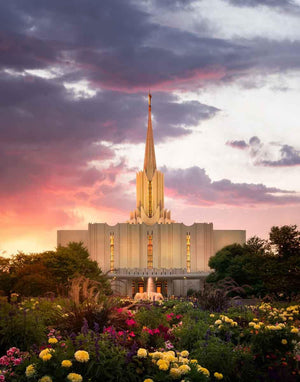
[{"xmin": 143, "ymin": 92, "xmax": 157, "ymax": 181}]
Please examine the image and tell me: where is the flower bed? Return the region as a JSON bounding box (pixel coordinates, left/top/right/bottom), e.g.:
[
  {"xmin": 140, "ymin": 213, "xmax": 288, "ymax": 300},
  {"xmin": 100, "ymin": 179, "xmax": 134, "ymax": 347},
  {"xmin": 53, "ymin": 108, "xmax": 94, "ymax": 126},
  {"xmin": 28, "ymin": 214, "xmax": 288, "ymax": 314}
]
[{"xmin": 0, "ymin": 298, "xmax": 299, "ymax": 381}]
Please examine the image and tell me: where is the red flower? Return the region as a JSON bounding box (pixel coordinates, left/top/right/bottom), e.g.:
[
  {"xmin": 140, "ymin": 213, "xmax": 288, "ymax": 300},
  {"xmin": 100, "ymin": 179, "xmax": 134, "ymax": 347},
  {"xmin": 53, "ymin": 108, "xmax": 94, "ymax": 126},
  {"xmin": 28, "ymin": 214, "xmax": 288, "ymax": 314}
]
[{"xmin": 125, "ymin": 319, "xmax": 136, "ymax": 327}]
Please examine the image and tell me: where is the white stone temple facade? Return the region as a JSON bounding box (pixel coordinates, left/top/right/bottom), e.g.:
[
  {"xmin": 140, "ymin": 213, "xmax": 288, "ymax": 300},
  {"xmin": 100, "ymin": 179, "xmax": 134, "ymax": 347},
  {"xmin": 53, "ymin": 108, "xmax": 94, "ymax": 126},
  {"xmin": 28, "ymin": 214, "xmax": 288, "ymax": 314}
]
[{"xmin": 57, "ymin": 94, "xmax": 246, "ymax": 296}]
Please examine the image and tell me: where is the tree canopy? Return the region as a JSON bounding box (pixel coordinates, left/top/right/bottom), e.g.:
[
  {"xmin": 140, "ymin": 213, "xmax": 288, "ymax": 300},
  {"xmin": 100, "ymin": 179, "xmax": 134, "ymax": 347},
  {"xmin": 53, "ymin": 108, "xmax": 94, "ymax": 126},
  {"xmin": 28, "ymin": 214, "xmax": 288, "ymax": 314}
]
[
  {"xmin": 207, "ymin": 225, "xmax": 300, "ymax": 298},
  {"xmin": 0, "ymin": 242, "xmax": 111, "ymax": 297}
]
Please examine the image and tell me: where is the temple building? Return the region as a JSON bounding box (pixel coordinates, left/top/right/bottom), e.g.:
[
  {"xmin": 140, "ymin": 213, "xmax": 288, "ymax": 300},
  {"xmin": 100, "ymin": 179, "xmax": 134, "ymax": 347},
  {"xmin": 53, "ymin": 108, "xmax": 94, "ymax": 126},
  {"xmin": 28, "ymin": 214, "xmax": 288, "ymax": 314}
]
[{"xmin": 57, "ymin": 94, "xmax": 246, "ymax": 296}]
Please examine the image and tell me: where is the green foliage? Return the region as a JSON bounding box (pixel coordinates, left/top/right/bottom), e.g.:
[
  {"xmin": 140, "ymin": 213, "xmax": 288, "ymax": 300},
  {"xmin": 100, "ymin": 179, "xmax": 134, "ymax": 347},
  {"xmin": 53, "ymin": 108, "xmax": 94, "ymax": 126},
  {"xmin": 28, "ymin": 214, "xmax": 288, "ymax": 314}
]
[
  {"xmin": 58, "ymin": 300, "xmax": 112, "ymax": 335},
  {"xmin": 0, "ymin": 242, "xmax": 111, "ymax": 297},
  {"xmin": 208, "ymin": 225, "xmax": 300, "ymax": 298},
  {"xmin": 191, "ymin": 338, "xmax": 256, "ymax": 382},
  {"xmin": 135, "ymin": 305, "xmax": 167, "ymax": 329},
  {"xmin": 173, "ymin": 313, "xmax": 210, "ymax": 351},
  {"xmin": 0, "ymin": 301, "xmax": 47, "ymax": 352},
  {"xmin": 270, "ymin": 224, "xmax": 300, "ymax": 258}
]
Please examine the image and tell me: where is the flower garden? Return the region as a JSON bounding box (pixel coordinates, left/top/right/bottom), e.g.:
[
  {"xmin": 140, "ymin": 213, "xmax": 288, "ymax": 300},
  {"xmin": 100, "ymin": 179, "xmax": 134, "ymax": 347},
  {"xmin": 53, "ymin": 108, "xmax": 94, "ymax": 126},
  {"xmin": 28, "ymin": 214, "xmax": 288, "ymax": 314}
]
[{"xmin": 0, "ymin": 295, "xmax": 299, "ymax": 382}]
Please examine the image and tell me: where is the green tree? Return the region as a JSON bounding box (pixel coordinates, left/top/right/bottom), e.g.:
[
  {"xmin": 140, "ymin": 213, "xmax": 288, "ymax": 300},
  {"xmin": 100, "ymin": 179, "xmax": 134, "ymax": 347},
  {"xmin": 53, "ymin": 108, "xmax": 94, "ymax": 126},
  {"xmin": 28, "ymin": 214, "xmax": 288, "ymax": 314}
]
[
  {"xmin": 208, "ymin": 226, "xmax": 300, "ymax": 298},
  {"xmin": 269, "ymin": 225, "xmax": 300, "ymax": 258},
  {"xmin": 0, "ymin": 242, "xmax": 111, "ymax": 297},
  {"xmin": 207, "ymin": 243, "xmax": 263, "ymax": 296},
  {"xmin": 42, "ymin": 242, "xmax": 111, "ymax": 294}
]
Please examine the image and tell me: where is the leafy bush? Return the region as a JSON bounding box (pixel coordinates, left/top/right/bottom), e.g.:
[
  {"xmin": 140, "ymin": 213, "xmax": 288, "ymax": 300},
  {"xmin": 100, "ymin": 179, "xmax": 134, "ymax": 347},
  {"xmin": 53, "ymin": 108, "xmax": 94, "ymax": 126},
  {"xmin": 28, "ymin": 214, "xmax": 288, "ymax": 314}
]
[{"xmin": 0, "ymin": 301, "xmax": 47, "ymax": 352}]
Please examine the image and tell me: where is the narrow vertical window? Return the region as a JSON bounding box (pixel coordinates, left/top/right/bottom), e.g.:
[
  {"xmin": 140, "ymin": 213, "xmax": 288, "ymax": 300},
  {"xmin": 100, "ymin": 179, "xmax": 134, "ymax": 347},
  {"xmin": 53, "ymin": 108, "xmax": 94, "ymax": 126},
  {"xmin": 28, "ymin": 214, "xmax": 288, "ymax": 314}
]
[
  {"xmin": 147, "ymin": 231, "xmax": 153, "ymax": 269},
  {"xmin": 186, "ymin": 232, "xmax": 191, "ymax": 273},
  {"xmin": 148, "ymin": 180, "xmax": 152, "ymax": 217},
  {"xmin": 110, "ymin": 232, "xmax": 114, "ymax": 271}
]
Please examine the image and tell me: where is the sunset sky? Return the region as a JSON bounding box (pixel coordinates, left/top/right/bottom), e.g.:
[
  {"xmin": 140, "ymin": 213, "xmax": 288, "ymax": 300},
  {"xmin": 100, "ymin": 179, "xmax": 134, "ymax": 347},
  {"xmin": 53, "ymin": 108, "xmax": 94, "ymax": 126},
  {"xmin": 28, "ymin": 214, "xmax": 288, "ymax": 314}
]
[{"xmin": 1, "ymin": 0, "xmax": 300, "ymax": 256}]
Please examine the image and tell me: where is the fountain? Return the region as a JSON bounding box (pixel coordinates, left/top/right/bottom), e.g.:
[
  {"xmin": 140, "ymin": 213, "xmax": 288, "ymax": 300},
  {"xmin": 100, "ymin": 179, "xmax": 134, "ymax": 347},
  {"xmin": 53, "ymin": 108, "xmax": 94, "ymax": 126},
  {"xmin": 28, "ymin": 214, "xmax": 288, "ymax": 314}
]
[{"xmin": 134, "ymin": 276, "xmax": 163, "ymax": 301}]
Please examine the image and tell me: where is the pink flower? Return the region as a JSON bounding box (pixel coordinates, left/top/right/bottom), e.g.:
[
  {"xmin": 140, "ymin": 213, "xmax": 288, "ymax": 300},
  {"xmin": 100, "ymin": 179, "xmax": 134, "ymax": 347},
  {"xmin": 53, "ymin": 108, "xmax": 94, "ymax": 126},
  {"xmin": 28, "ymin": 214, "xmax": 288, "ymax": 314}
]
[
  {"xmin": 165, "ymin": 340, "xmax": 174, "ymax": 349},
  {"xmin": 176, "ymin": 315, "xmax": 183, "ymax": 320},
  {"xmin": 0, "ymin": 374, "xmax": 5, "ymax": 381},
  {"xmin": 148, "ymin": 329, "xmax": 153, "ymax": 335},
  {"xmin": 6, "ymin": 348, "xmax": 19, "ymax": 357},
  {"xmin": 125, "ymin": 319, "xmax": 136, "ymax": 327},
  {"xmin": 13, "ymin": 358, "xmax": 22, "ymax": 366},
  {"xmin": 166, "ymin": 313, "xmax": 174, "ymax": 321},
  {"xmin": 153, "ymin": 328, "xmax": 160, "ymax": 334},
  {"xmin": 118, "ymin": 331, "xmax": 124, "ymax": 336},
  {"xmin": 129, "ymin": 331, "xmax": 135, "ymax": 337},
  {"xmin": 0, "ymin": 356, "xmax": 9, "ymax": 366},
  {"xmin": 116, "ymin": 308, "xmax": 123, "ymax": 313}
]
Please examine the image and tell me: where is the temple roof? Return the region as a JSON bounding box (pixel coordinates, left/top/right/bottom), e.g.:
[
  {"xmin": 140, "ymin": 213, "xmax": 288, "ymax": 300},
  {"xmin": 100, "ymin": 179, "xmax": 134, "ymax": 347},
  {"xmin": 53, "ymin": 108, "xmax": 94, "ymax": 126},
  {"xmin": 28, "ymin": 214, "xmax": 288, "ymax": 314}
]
[{"xmin": 143, "ymin": 93, "xmax": 157, "ymax": 180}]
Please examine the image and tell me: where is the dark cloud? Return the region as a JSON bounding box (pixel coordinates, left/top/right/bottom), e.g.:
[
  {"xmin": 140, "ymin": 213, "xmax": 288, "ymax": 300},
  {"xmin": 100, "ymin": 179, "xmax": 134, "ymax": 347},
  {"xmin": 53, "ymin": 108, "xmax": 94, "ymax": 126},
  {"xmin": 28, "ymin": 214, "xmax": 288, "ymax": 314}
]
[
  {"xmin": 164, "ymin": 166, "xmax": 299, "ymax": 206},
  {"xmin": 0, "ymin": 72, "xmax": 217, "ymax": 144},
  {"xmin": 249, "ymin": 136, "xmax": 261, "ymax": 145},
  {"xmin": 261, "ymin": 144, "xmax": 300, "ymax": 167},
  {"xmin": 226, "ymin": 135, "xmax": 300, "ymax": 167},
  {"xmin": 226, "ymin": 140, "xmax": 248, "ymax": 149},
  {"xmin": 0, "ymin": 0, "xmax": 300, "ymax": 91},
  {"xmin": 0, "ymin": 69, "xmax": 217, "ymax": 199}
]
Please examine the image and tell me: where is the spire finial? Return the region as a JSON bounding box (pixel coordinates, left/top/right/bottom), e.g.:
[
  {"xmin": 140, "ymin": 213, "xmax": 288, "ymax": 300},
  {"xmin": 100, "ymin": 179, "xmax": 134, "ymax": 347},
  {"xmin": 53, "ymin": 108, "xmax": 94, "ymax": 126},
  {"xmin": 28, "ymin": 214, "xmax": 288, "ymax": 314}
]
[{"xmin": 144, "ymin": 92, "xmax": 156, "ymax": 181}]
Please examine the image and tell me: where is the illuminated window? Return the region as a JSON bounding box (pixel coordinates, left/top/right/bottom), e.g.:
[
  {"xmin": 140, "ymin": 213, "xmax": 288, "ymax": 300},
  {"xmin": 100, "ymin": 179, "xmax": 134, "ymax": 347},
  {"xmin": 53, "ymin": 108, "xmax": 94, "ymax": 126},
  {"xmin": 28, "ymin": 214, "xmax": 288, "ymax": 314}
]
[
  {"xmin": 138, "ymin": 281, "xmax": 144, "ymax": 293},
  {"xmin": 148, "ymin": 181, "xmax": 152, "ymax": 217},
  {"xmin": 110, "ymin": 232, "xmax": 114, "ymax": 271},
  {"xmin": 186, "ymin": 232, "xmax": 191, "ymax": 273},
  {"xmin": 147, "ymin": 231, "xmax": 153, "ymax": 269},
  {"xmin": 156, "ymin": 281, "xmax": 162, "ymax": 294}
]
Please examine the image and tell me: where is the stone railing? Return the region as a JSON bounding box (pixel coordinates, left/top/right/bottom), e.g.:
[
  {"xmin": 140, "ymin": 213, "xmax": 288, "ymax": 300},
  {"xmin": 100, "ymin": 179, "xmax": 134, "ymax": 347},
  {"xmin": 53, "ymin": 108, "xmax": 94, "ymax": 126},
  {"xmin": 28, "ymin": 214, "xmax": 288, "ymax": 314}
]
[{"xmin": 107, "ymin": 268, "xmax": 210, "ymax": 279}]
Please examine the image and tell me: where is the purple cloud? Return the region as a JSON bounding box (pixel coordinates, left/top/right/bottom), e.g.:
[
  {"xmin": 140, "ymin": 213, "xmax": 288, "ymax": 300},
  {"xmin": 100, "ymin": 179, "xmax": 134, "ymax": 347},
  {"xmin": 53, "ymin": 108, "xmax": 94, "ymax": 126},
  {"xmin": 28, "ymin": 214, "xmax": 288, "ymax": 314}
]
[
  {"xmin": 261, "ymin": 144, "xmax": 300, "ymax": 167},
  {"xmin": 163, "ymin": 166, "xmax": 299, "ymax": 206},
  {"xmin": 226, "ymin": 140, "xmax": 248, "ymax": 149},
  {"xmin": 226, "ymin": 136, "xmax": 300, "ymax": 167}
]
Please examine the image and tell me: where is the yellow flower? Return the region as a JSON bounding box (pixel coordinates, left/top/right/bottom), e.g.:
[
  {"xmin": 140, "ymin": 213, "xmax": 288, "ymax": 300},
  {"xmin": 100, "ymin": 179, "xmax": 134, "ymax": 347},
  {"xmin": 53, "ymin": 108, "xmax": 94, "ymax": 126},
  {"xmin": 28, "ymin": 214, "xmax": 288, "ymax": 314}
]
[
  {"xmin": 210, "ymin": 314, "xmax": 215, "ymax": 318},
  {"xmin": 74, "ymin": 350, "xmax": 89, "ymax": 363},
  {"xmin": 215, "ymin": 319, "xmax": 222, "ymax": 325},
  {"xmin": 214, "ymin": 372, "xmax": 224, "ymax": 380},
  {"xmin": 170, "ymin": 367, "xmax": 181, "ymax": 379},
  {"xmin": 48, "ymin": 338, "xmax": 58, "ymax": 344},
  {"xmin": 61, "ymin": 360, "xmax": 72, "ymax": 368},
  {"xmin": 151, "ymin": 351, "xmax": 163, "ymax": 359},
  {"xmin": 42, "ymin": 354, "xmax": 52, "ymax": 362},
  {"xmin": 198, "ymin": 366, "xmax": 210, "ymax": 377},
  {"xmin": 281, "ymin": 339, "xmax": 287, "ymax": 345},
  {"xmin": 291, "ymin": 328, "xmax": 299, "ymax": 334},
  {"xmin": 166, "ymin": 351, "xmax": 175, "ymax": 358},
  {"xmin": 39, "ymin": 376, "xmax": 52, "ymax": 382},
  {"xmin": 67, "ymin": 373, "xmax": 83, "ymax": 382},
  {"xmin": 178, "ymin": 364, "xmax": 191, "ymax": 375},
  {"xmin": 190, "ymin": 359, "xmax": 198, "ymax": 364},
  {"xmin": 157, "ymin": 359, "xmax": 169, "ymax": 366},
  {"xmin": 144, "ymin": 379, "xmax": 154, "ymax": 382},
  {"xmin": 180, "ymin": 350, "xmax": 189, "ymax": 358},
  {"xmin": 39, "ymin": 349, "xmax": 50, "ymax": 358},
  {"xmin": 25, "ymin": 364, "xmax": 36, "ymax": 377},
  {"xmin": 158, "ymin": 360, "xmax": 169, "ymax": 371},
  {"xmin": 137, "ymin": 348, "xmax": 148, "ymax": 358},
  {"xmin": 179, "ymin": 356, "xmax": 189, "ymax": 364}
]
